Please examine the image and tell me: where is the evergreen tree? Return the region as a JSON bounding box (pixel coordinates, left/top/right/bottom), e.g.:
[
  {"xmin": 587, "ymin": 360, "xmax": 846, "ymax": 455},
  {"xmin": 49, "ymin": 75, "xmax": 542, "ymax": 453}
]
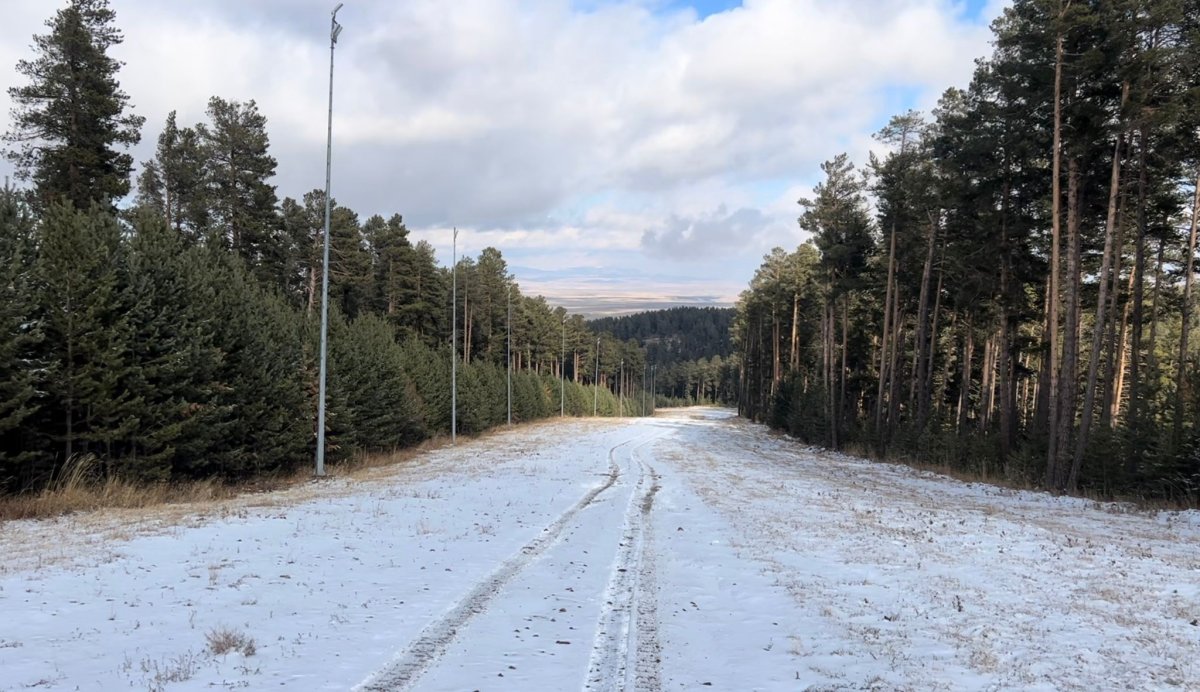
[
  {"xmin": 474, "ymin": 247, "xmax": 512, "ymax": 363},
  {"xmin": 364, "ymin": 213, "xmax": 420, "ymax": 335},
  {"xmin": 0, "ymin": 187, "xmax": 45, "ymax": 491},
  {"xmin": 199, "ymin": 97, "xmax": 280, "ymax": 270},
  {"xmin": 333, "ymin": 314, "xmax": 424, "ymax": 450},
  {"xmin": 407, "ymin": 240, "xmax": 447, "ymax": 345},
  {"xmin": 208, "ymin": 252, "xmax": 309, "ymax": 478},
  {"xmin": 290, "ymin": 190, "xmax": 372, "ymax": 319},
  {"xmin": 132, "ymin": 160, "xmax": 165, "ymax": 218},
  {"xmin": 152, "ymin": 111, "xmax": 210, "ymax": 238},
  {"xmin": 3, "ymin": 0, "xmax": 144, "ymax": 209},
  {"xmin": 120, "ymin": 211, "xmax": 228, "ymax": 480},
  {"xmin": 33, "ymin": 202, "xmax": 134, "ymax": 466}
]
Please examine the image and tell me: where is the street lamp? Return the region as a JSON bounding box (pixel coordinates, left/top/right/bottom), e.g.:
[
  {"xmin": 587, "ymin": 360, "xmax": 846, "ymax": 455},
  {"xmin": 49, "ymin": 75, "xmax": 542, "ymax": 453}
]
[
  {"xmin": 560, "ymin": 315, "xmax": 567, "ymax": 417},
  {"xmin": 315, "ymin": 2, "xmax": 344, "ymax": 478},
  {"xmin": 451, "ymin": 227, "xmax": 458, "ymax": 445},
  {"xmin": 507, "ymin": 284, "xmax": 512, "ymax": 426},
  {"xmin": 593, "ymin": 336, "xmax": 600, "ymax": 417},
  {"xmin": 619, "ymin": 358, "xmax": 624, "ymax": 418},
  {"xmin": 651, "ymin": 364, "xmax": 656, "ymax": 413}
]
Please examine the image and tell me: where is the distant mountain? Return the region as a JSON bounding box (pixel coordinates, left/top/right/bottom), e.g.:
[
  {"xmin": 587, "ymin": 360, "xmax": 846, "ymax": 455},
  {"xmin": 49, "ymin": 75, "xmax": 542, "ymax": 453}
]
[{"xmin": 589, "ymin": 306, "xmax": 734, "ymax": 366}]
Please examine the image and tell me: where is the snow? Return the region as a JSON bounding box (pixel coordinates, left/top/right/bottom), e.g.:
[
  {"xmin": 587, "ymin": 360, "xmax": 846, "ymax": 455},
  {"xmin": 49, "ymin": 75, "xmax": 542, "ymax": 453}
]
[{"xmin": 1, "ymin": 409, "xmax": 1198, "ymax": 691}]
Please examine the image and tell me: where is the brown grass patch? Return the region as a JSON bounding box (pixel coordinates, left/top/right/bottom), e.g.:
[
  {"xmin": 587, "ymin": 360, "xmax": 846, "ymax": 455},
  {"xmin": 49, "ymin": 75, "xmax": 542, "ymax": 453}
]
[
  {"xmin": 836, "ymin": 442, "xmax": 1199, "ymax": 511},
  {"xmin": 0, "ymin": 418, "xmax": 572, "ymax": 523},
  {"xmin": 0, "ymin": 439, "xmax": 453, "ymax": 522},
  {"xmin": 204, "ymin": 626, "xmax": 256, "ymax": 656},
  {"xmin": 0, "ymin": 454, "xmax": 307, "ymax": 522}
]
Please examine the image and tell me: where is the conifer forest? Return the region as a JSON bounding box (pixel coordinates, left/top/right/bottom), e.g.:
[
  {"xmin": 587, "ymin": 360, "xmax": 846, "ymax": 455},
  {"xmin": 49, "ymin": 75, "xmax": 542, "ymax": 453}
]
[
  {"xmin": 735, "ymin": 0, "xmax": 1200, "ymax": 501},
  {"xmin": 3, "ymin": 0, "xmax": 1200, "ymax": 506},
  {"xmin": 0, "ymin": 0, "xmax": 665, "ymax": 494}
]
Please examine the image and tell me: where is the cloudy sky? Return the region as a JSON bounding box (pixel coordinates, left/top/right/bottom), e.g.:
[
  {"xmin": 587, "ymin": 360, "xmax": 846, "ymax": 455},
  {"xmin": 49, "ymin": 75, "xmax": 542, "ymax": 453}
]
[{"xmin": 0, "ymin": 0, "xmax": 1007, "ymax": 315}]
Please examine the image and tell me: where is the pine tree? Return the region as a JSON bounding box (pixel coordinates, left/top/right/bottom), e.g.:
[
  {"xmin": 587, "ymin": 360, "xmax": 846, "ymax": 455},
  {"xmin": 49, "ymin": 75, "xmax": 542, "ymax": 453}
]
[
  {"xmin": 291, "ymin": 190, "xmax": 372, "ymax": 319},
  {"xmin": 0, "ymin": 186, "xmax": 45, "ymax": 491},
  {"xmin": 153, "ymin": 112, "xmax": 210, "ymax": 238},
  {"xmin": 475, "ymin": 247, "xmax": 513, "ymax": 364},
  {"xmin": 364, "ymin": 213, "xmax": 419, "ymax": 335},
  {"xmin": 33, "ymin": 202, "xmax": 134, "ymax": 466},
  {"xmin": 120, "ymin": 211, "xmax": 228, "ymax": 481},
  {"xmin": 406, "ymin": 240, "xmax": 447, "ymax": 345},
  {"xmin": 3, "ymin": 0, "xmax": 144, "ymax": 209},
  {"xmin": 208, "ymin": 252, "xmax": 309, "ymax": 478},
  {"xmin": 199, "ymin": 97, "xmax": 280, "ymax": 269},
  {"xmin": 333, "ymin": 314, "xmax": 423, "ymax": 449}
]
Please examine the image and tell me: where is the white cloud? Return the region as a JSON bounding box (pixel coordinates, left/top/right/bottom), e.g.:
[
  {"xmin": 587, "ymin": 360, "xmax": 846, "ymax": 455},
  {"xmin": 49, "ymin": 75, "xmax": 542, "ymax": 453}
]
[{"xmin": 0, "ymin": 0, "xmax": 1003, "ymax": 309}]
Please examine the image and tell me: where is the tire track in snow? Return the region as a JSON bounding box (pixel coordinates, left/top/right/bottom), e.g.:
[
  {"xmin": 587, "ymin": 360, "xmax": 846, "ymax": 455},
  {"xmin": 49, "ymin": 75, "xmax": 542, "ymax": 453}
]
[
  {"xmin": 354, "ymin": 432, "xmax": 653, "ymax": 692},
  {"xmin": 584, "ymin": 441, "xmax": 663, "ymax": 692}
]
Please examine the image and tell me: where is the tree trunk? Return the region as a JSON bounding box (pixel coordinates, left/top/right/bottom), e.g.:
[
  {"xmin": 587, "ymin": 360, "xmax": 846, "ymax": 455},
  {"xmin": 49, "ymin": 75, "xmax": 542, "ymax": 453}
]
[
  {"xmin": 840, "ymin": 296, "xmax": 849, "ymax": 449},
  {"xmin": 888, "ymin": 305, "xmax": 904, "ymax": 432},
  {"xmin": 771, "ymin": 308, "xmax": 781, "ymax": 394},
  {"xmin": 1054, "ymin": 157, "xmax": 1082, "ymax": 490},
  {"xmin": 913, "ymin": 216, "xmax": 937, "ymax": 425},
  {"xmin": 980, "ymin": 331, "xmax": 998, "ymax": 433},
  {"xmin": 1043, "ymin": 10, "xmax": 1066, "ymax": 489},
  {"xmin": 790, "ymin": 293, "xmax": 800, "ymax": 370},
  {"xmin": 922, "ymin": 241, "xmax": 944, "ymax": 425},
  {"xmin": 1111, "ymin": 269, "xmax": 1136, "ymax": 426},
  {"xmin": 957, "ymin": 323, "xmax": 974, "ymax": 435},
  {"xmin": 1127, "ymin": 128, "xmax": 1148, "ymax": 478},
  {"xmin": 1103, "ymin": 189, "xmax": 1131, "ymax": 429},
  {"xmin": 1070, "ymin": 120, "xmax": 1126, "ymax": 491},
  {"xmin": 876, "ymin": 223, "xmax": 897, "ymax": 437},
  {"xmin": 826, "ymin": 301, "xmax": 837, "ymax": 448},
  {"xmin": 998, "ymin": 176, "xmax": 1016, "ymax": 462},
  {"xmin": 1173, "ymin": 168, "xmax": 1200, "ymax": 446},
  {"xmin": 1149, "ymin": 236, "xmax": 1165, "ymax": 352}
]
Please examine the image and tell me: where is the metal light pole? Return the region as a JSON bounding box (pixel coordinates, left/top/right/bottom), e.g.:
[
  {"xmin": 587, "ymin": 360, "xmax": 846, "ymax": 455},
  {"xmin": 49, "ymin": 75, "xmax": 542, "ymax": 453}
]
[
  {"xmin": 507, "ymin": 284, "xmax": 512, "ymax": 426},
  {"xmin": 642, "ymin": 362, "xmax": 646, "ymax": 416},
  {"xmin": 315, "ymin": 2, "xmax": 344, "ymax": 478},
  {"xmin": 560, "ymin": 315, "xmax": 567, "ymax": 417},
  {"xmin": 651, "ymin": 364, "xmax": 656, "ymax": 413},
  {"xmin": 451, "ymin": 227, "xmax": 458, "ymax": 445},
  {"xmin": 619, "ymin": 358, "xmax": 624, "ymax": 418},
  {"xmin": 593, "ymin": 337, "xmax": 600, "ymax": 416}
]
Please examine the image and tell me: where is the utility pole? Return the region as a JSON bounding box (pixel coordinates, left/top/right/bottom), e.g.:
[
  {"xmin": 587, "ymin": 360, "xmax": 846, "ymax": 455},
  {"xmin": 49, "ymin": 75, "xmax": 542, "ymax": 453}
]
[
  {"xmin": 650, "ymin": 364, "xmax": 655, "ymax": 414},
  {"xmin": 507, "ymin": 284, "xmax": 512, "ymax": 426},
  {"xmin": 642, "ymin": 362, "xmax": 646, "ymax": 416},
  {"xmin": 593, "ymin": 337, "xmax": 600, "ymax": 416},
  {"xmin": 561, "ymin": 315, "xmax": 567, "ymax": 417},
  {"xmin": 448, "ymin": 225, "xmax": 451, "ymax": 441},
  {"xmin": 315, "ymin": 2, "xmax": 344, "ymax": 478},
  {"xmin": 619, "ymin": 358, "xmax": 624, "ymax": 418}
]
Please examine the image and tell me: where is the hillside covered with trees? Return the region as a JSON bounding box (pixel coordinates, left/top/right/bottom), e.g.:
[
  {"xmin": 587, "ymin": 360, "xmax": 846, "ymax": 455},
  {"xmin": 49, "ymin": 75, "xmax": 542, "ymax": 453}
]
[
  {"xmin": 735, "ymin": 0, "xmax": 1200, "ymax": 501},
  {"xmin": 0, "ymin": 0, "xmax": 649, "ymax": 494},
  {"xmin": 591, "ymin": 307, "xmax": 737, "ymax": 406}
]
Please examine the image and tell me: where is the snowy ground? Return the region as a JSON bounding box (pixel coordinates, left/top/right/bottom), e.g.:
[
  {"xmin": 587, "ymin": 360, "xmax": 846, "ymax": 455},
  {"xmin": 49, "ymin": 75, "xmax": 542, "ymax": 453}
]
[{"xmin": 1, "ymin": 409, "xmax": 1198, "ymax": 691}]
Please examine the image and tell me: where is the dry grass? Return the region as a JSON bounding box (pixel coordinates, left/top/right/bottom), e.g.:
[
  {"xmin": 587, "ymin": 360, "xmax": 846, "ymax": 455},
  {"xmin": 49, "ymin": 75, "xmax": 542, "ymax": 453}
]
[
  {"xmin": 0, "ymin": 439, "xmax": 456, "ymax": 522},
  {"xmin": 0, "ymin": 421, "xmax": 553, "ymax": 523},
  {"xmin": 334, "ymin": 436, "xmax": 452, "ymax": 480},
  {"xmin": 0, "ymin": 454, "xmax": 302, "ymax": 522},
  {"xmin": 837, "ymin": 442, "xmax": 1200, "ymax": 511},
  {"xmin": 204, "ymin": 626, "xmax": 256, "ymax": 657}
]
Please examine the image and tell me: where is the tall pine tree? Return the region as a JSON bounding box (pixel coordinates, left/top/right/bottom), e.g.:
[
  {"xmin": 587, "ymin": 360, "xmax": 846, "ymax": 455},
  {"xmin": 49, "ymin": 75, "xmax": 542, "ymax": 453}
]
[{"xmin": 4, "ymin": 0, "xmax": 144, "ymax": 209}]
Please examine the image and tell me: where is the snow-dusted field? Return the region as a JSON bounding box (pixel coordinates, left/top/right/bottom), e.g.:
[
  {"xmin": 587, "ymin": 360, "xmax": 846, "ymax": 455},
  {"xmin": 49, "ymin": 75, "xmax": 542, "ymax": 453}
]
[{"xmin": 1, "ymin": 408, "xmax": 1198, "ymax": 691}]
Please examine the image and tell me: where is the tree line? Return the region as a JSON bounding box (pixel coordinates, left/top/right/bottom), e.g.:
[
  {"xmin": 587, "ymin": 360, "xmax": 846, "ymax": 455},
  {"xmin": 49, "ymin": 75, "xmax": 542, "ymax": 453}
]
[
  {"xmin": 736, "ymin": 0, "xmax": 1200, "ymax": 501},
  {"xmin": 590, "ymin": 307, "xmax": 738, "ymax": 406},
  {"xmin": 0, "ymin": 0, "xmax": 650, "ymax": 494}
]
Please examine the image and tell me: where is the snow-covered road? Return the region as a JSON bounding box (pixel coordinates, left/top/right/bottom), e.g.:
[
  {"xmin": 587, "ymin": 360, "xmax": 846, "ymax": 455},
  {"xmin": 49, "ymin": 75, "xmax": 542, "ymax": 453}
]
[{"xmin": 2, "ymin": 408, "xmax": 1198, "ymax": 691}]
